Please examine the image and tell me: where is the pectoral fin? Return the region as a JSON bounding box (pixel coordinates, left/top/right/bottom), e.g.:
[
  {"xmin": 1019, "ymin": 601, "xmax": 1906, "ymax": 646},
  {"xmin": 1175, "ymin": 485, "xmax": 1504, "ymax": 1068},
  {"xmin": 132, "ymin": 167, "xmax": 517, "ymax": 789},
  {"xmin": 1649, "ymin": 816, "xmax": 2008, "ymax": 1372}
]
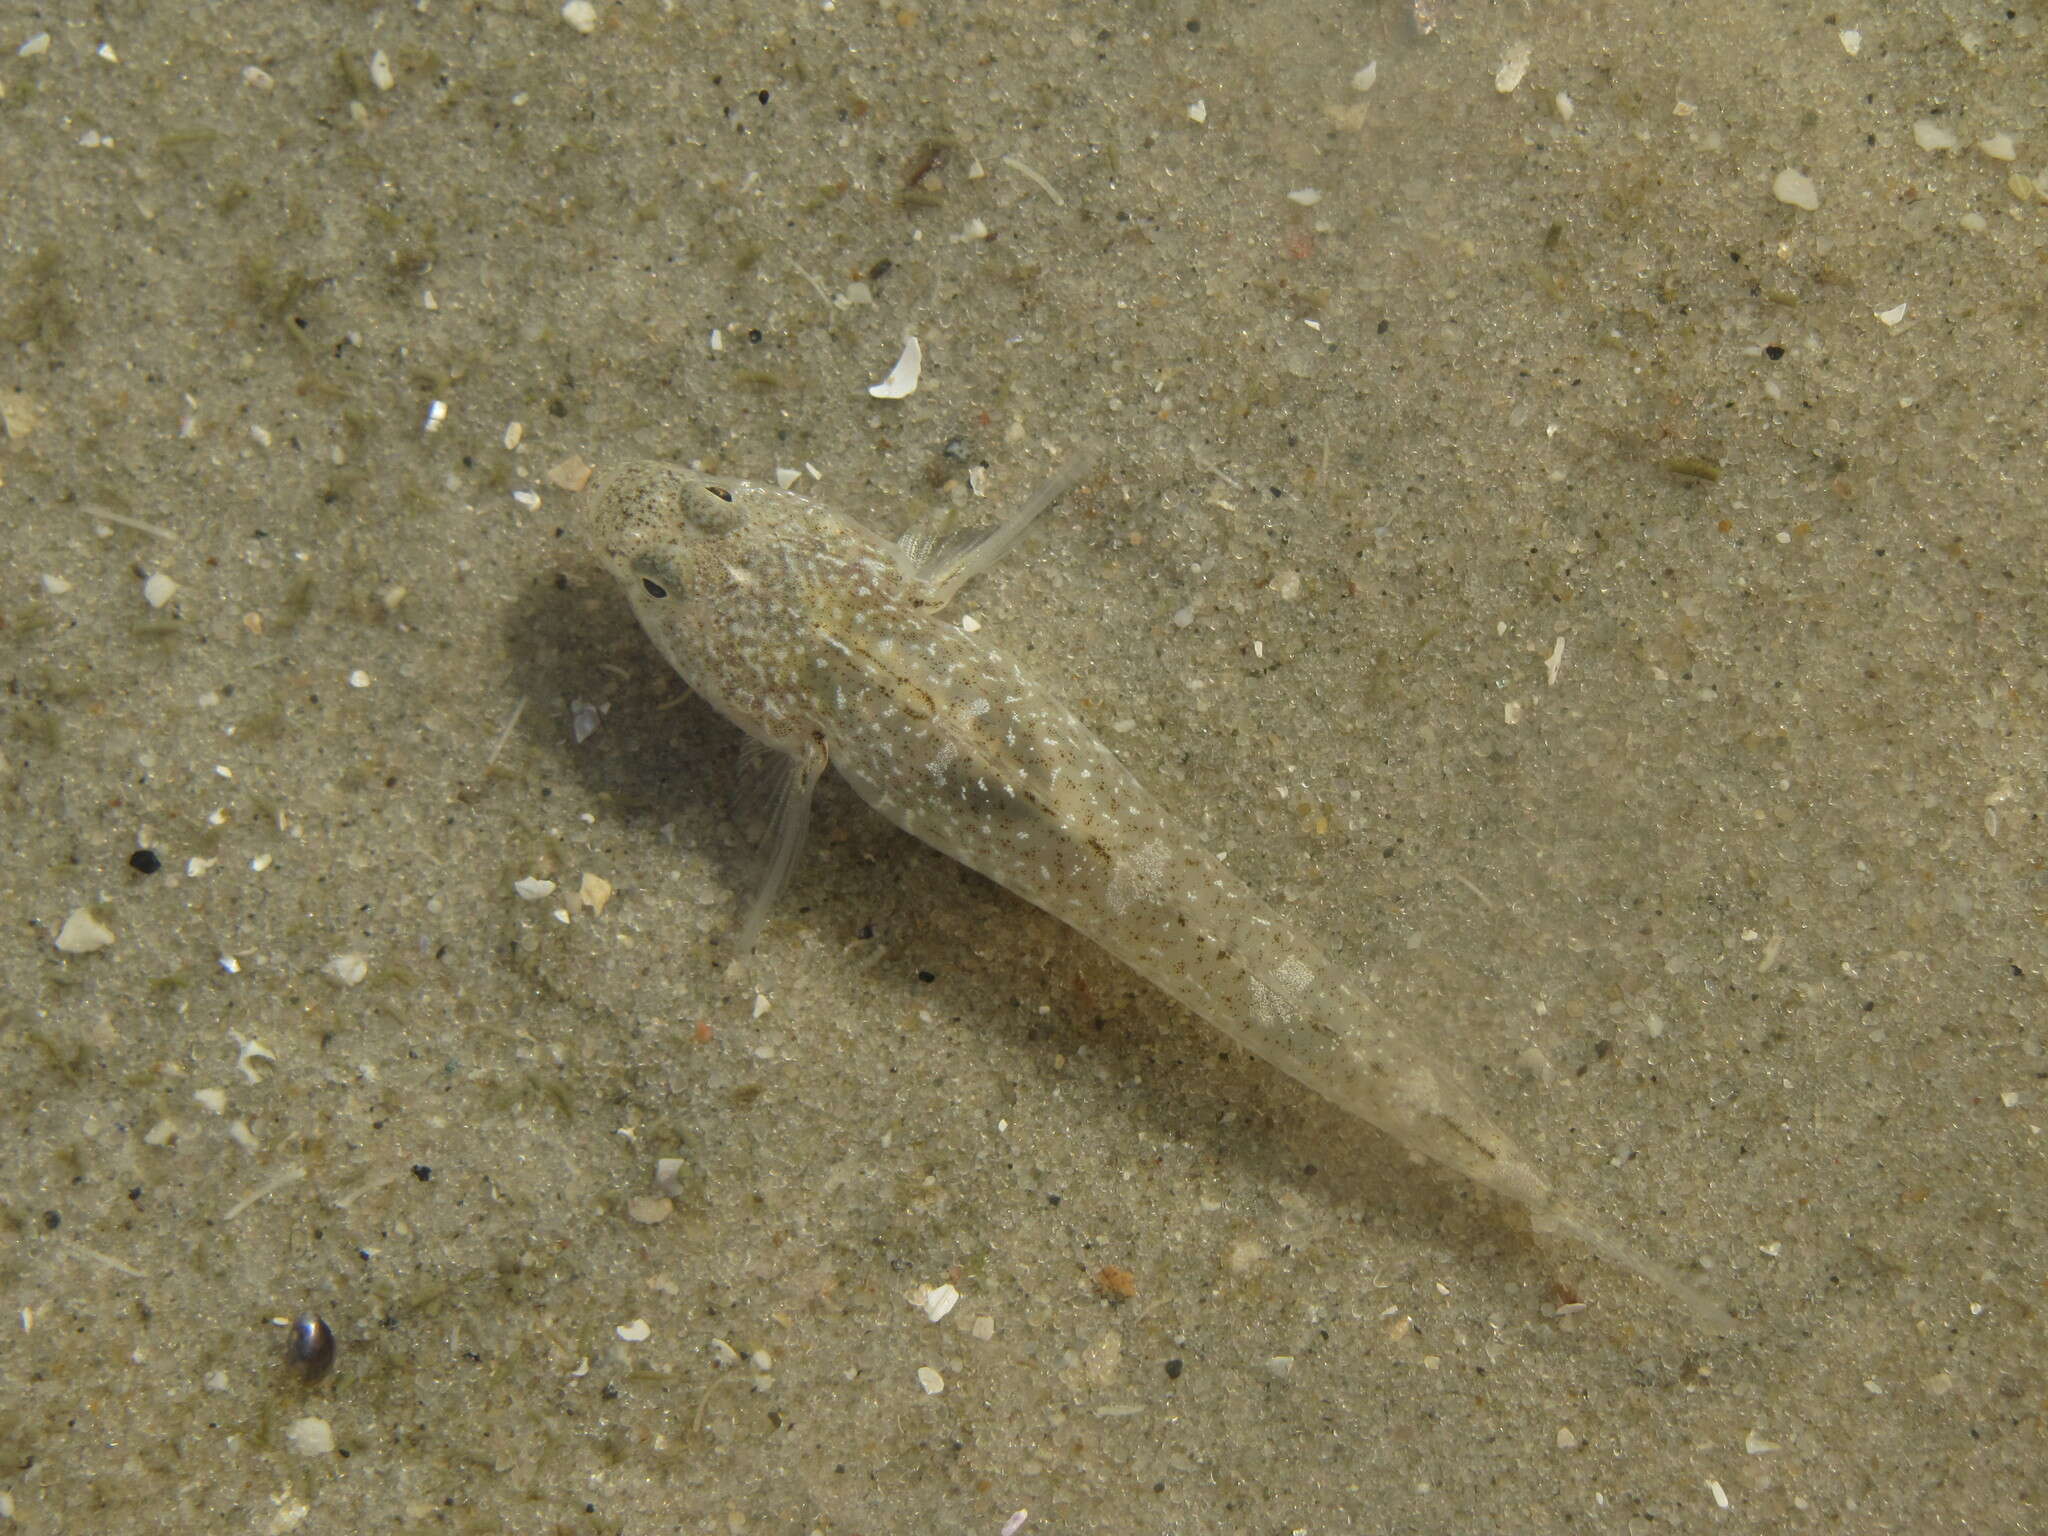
[{"xmin": 733, "ymin": 736, "xmax": 828, "ymax": 950}]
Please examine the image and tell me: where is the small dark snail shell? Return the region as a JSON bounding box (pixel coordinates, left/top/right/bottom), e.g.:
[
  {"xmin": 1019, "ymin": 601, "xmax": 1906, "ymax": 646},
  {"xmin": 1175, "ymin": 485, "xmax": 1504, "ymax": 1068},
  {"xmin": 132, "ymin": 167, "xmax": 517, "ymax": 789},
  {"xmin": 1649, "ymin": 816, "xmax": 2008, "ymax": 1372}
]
[{"xmin": 286, "ymin": 1313, "xmax": 335, "ymax": 1382}]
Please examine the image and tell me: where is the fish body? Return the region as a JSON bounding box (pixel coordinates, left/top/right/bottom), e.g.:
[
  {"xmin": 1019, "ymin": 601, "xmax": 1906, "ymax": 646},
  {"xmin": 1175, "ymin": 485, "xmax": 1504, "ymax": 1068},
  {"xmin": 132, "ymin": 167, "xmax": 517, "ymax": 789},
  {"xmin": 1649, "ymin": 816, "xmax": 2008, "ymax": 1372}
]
[{"xmin": 581, "ymin": 455, "xmax": 1726, "ymax": 1325}]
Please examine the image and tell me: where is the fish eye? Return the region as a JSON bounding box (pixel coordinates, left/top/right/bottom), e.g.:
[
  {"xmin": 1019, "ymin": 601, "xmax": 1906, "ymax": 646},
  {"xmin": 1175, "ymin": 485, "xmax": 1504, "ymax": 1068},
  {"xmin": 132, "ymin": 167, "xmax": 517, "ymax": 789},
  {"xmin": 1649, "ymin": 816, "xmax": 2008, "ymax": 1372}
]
[
  {"xmin": 641, "ymin": 578, "xmax": 669, "ymax": 598},
  {"xmin": 703, "ymin": 484, "xmax": 733, "ymax": 502}
]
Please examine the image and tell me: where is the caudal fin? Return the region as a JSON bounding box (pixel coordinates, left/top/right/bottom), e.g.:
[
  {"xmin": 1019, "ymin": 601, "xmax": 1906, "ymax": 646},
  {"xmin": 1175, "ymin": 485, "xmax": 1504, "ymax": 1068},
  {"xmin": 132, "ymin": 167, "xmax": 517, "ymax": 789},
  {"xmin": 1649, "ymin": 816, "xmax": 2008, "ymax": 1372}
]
[{"xmin": 1532, "ymin": 1201, "xmax": 1735, "ymax": 1334}]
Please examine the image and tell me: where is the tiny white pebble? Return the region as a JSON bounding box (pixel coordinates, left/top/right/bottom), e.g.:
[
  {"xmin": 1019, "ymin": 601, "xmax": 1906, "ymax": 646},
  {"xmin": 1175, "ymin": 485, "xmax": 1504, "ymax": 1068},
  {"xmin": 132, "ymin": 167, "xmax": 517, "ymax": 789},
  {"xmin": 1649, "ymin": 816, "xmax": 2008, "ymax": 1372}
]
[
  {"xmin": 917, "ymin": 1365, "xmax": 945, "ymax": 1394},
  {"xmin": 1976, "ymin": 132, "xmax": 2017, "ymax": 162},
  {"xmin": 615, "ymin": 1318, "xmax": 652, "ymax": 1342},
  {"xmin": 1555, "ymin": 91, "xmax": 1575, "ymax": 122},
  {"xmin": 1912, "ymin": 119, "xmax": 1958, "ymax": 152},
  {"xmin": 1495, "ymin": 43, "xmax": 1531, "ymax": 94},
  {"xmin": 1772, "ymin": 168, "xmax": 1820, "ymax": 210},
  {"xmin": 325, "ymin": 953, "xmax": 369, "ymax": 987},
  {"xmin": 242, "ymin": 65, "xmax": 274, "ymax": 91},
  {"xmin": 55, "ymin": 908, "xmax": 116, "ymax": 954},
  {"xmin": 504, "ymin": 420, "xmax": 525, "ymax": 449},
  {"xmin": 561, "ymin": 1, "xmax": 599, "ymax": 35},
  {"xmin": 41, "ymin": 573, "xmax": 72, "ymax": 594},
  {"xmin": 1874, "ymin": 302, "xmax": 1908, "ymax": 327},
  {"xmin": 920, "ymin": 1283, "xmax": 960, "ymax": 1322},
  {"xmin": 1839, "ymin": 28, "xmax": 1861, "ymax": 55},
  {"xmin": 514, "ymin": 877, "xmax": 557, "ymax": 901},
  {"xmin": 1351, "ymin": 61, "xmax": 1378, "ymax": 93},
  {"xmin": 194, "ymin": 1087, "xmax": 229, "ymax": 1114},
  {"xmin": 285, "ymin": 1416, "xmax": 335, "ymax": 1456},
  {"xmin": 369, "ymin": 49, "xmax": 395, "ymax": 92},
  {"xmin": 143, "ymin": 572, "xmax": 178, "ymax": 609},
  {"xmin": 423, "ymin": 399, "xmax": 446, "ymax": 433},
  {"xmin": 1707, "ymin": 1480, "xmax": 1729, "ymax": 1510},
  {"xmin": 1286, "ymin": 187, "xmax": 1322, "ymax": 206},
  {"xmin": 626, "ymin": 1194, "xmax": 673, "ymax": 1225},
  {"xmin": 1745, "ymin": 1429, "xmax": 1781, "ymax": 1454},
  {"xmin": 19, "ymin": 33, "xmax": 52, "ymax": 57},
  {"xmin": 1186, "ymin": 99, "xmax": 1207, "ymax": 124},
  {"xmin": 348, "ymin": 669, "xmax": 371, "ymax": 688}
]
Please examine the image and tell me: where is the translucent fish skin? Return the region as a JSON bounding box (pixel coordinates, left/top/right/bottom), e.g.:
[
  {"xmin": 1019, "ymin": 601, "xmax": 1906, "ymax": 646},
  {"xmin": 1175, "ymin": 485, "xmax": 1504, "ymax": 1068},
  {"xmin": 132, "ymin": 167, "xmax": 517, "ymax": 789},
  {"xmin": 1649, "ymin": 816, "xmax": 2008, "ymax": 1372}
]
[{"xmin": 581, "ymin": 459, "xmax": 1726, "ymax": 1325}]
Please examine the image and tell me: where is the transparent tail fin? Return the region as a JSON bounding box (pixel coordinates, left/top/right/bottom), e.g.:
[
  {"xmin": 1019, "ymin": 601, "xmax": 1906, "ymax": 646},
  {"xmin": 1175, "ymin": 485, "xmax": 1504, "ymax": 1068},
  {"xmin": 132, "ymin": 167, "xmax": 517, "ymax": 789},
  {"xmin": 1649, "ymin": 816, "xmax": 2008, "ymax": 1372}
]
[{"xmin": 1532, "ymin": 1200, "xmax": 1735, "ymax": 1334}]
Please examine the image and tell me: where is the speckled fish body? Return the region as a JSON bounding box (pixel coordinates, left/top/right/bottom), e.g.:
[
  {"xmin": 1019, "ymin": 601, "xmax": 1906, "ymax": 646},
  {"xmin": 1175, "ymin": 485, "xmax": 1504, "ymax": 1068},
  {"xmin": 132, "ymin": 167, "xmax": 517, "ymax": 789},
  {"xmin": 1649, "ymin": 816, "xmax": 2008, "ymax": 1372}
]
[{"xmin": 580, "ymin": 457, "xmax": 1726, "ymax": 1325}]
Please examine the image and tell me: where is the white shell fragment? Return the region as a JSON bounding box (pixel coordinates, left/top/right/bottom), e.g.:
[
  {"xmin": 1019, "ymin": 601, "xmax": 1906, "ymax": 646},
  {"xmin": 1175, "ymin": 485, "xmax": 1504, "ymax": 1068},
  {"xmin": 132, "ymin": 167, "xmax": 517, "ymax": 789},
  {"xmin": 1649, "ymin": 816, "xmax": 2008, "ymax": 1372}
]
[
  {"xmin": 867, "ymin": 335, "xmax": 923, "ymax": 399},
  {"xmin": 324, "ymin": 953, "xmax": 369, "ymax": 987},
  {"xmin": 1186, "ymin": 99, "xmax": 1207, "ymax": 125},
  {"xmin": 513, "ymin": 877, "xmax": 557, "ymax": 901},
  {"xmin": 1351, "ymin": 61, "xmax": 1378, "ymax": 93},
  {"xmin": 55, "ymin": 908, "xmax": 116, "ymax": 953},
  {"xmin": 1839, "ymin": 28, "xmax": 1862, "ymax": 56},
  {"xmin": 916, "ymin": 1365, "xmax": 945, "ymax": 1395},
  {"xmin": 143, "ymin": 572, "xmax": 178, "ymax": 609},
  {"xmin": 615, "ymin": 1318, "xmax": 652, "ymax": 1342},
  {"xmin": 1977, "ymin": 132, "xmax": 2017, "ymax": 162},
  {"xmin": 1772, "ymin": 168, "xmax": 1820, "ymax": 210},
  {"xmin": 560, "ymin": 1, "xmax": 599, "ymax": 34},
  {"xmin": 1874, "ymin": 302, "xmax": 1909, "ymax": 327},
  {"xmin": 918, "ymin": 1283, "xmax": 960, "ymax": 1322}
]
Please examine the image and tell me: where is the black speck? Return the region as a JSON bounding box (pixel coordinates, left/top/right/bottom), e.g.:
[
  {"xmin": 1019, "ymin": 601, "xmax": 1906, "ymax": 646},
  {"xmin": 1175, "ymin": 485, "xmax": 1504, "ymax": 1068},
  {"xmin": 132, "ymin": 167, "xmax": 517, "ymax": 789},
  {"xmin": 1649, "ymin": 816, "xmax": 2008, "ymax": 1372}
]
[
  {"xmin": 411, "ymin": 1165, "xmax": 432, "ymax": 1182},
  {"xmin": 916, "ymin": 969, "xmax": 937, "ymax": 983},
  {"xmin": 130, "ymin": 848, "xmax": 162, "ymax": 875},
  {"xmin": 1165, "ymin": 1357, "xmax": 1184, "ymax": 1379},
  {"xmin": 1764, "ymin": 344, "xmax": 1785, "ymax": 360},
  {"xmin": 42, "ymin": 1210, "xmax": 60, "ymax": 1231}
]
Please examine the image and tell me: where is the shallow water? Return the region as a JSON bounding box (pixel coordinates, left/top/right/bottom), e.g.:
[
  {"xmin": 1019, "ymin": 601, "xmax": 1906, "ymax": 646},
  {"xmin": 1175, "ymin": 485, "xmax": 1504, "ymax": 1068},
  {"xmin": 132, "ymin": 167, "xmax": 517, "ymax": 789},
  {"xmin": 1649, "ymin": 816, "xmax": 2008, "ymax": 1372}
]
[{"xmin": 4, "ymin": 3, "xmax": 2042, "ymax": 1530}]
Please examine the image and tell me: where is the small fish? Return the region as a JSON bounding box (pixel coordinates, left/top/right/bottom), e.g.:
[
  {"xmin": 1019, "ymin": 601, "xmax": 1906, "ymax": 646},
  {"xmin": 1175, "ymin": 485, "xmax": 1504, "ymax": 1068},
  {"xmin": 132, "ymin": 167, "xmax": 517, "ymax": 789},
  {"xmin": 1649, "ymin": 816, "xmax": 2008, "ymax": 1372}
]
[{"xmin": 579, "ymin": 451, "xmax": 1729, "ymax": 1328}]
